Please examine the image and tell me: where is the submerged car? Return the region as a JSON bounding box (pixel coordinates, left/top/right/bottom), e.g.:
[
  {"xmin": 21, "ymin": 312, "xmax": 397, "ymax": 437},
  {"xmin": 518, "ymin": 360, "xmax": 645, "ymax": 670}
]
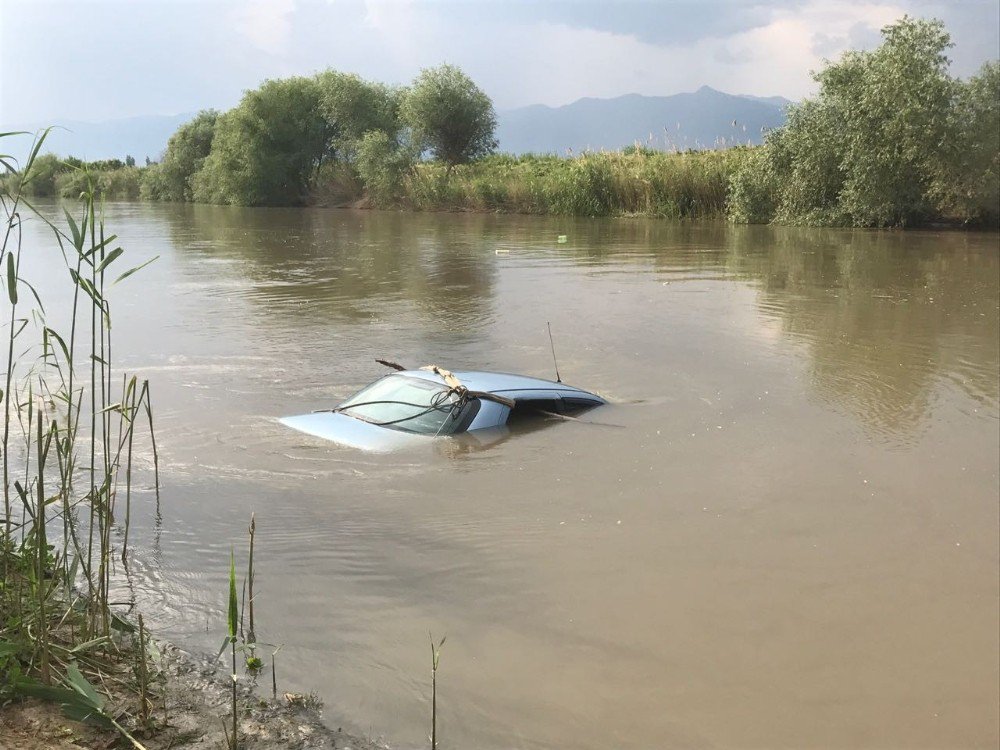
[{"xmin": 280, "ymin": 363, "xmax": 606, "ymax": 452}]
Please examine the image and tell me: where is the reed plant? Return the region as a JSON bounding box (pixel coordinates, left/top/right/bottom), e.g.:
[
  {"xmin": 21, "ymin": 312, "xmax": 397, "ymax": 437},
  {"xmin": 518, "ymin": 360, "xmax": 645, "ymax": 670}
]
[
  {"xmin": 429, "ymin": 634, "xmax": 445, "ymax": 750},
  {"xmin": 225, "ymin": 550, "xmax": 239, "ymax": 749},
  {"xmin": 400, "ymin": 148, "xmax": 742, "ymax": 218},
  {"xmin": 219, "ymin": 513, "xmax": 277, "ymax": 748},
  {"xmin": 1, "ymin": 128, "xmax": 160, "ymax": 744}
]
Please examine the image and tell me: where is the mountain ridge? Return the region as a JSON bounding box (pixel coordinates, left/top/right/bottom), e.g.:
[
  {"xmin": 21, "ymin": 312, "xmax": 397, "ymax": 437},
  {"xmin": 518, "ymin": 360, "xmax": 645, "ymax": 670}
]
[{"xmin": 495, "ymin": 86, "xmax": 791, "ymax": 154}]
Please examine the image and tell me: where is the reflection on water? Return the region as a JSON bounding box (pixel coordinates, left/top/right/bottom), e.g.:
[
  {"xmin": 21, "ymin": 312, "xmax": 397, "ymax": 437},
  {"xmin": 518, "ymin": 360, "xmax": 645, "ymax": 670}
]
[
  {"xmin": 171, "ymin": 205, "xmax": 498, "ymax": 338},
  {"xmin": 17, "ymin": 203, "xmax": 1000, "ymax": 749}
]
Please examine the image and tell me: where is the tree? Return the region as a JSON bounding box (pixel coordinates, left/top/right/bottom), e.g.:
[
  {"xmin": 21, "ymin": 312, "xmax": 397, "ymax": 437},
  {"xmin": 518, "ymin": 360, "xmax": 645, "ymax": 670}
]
[
  {"xmin": 315, "ymin": 71, "xmax": 402, "ymax": 164},
  {"xmin": 823, "ymin": 17, "xmax": 956, "ymax": 226},
  {"xmin": 193, "ymin": 78, "xmax": 327, "ymax": 206},
  {"xmin": 728, "ymin": 17, "xmax": 993, "ymax": 227},
  {"xmin": 355, "ymin": 130, "xmax": 415, "ymax": 207},
  {"xmin": 401, "ymin": 64, "xmax": 497, "ymax": 172},
  {"xmin": 933, "ymin": 60, "xmax": 1000, "ymax": 224},
  {"xmin": 142, "ymin": 110, "xmax": 217, "ymax": 201},
  {"xmin": 21, "ymin": 153, "xmax": 63, "ymax": 197}
]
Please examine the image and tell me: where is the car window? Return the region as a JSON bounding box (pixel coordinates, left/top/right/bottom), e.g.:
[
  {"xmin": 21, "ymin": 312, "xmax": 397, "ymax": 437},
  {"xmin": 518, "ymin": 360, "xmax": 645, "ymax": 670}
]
[{"xmin": 337, "ymin": 375, "xmax": 474, "ymax": 435}]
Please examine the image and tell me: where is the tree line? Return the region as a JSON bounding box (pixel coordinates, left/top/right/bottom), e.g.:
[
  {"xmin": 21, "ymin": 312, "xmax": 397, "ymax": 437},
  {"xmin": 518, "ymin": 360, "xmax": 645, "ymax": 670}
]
[
  {"xmin": 11, "ymin": 17, "xmax": 999, "ymax": 227},
  {"xmin": 144, "ymin": 64, "xmax": 496, "ymax": 207}
]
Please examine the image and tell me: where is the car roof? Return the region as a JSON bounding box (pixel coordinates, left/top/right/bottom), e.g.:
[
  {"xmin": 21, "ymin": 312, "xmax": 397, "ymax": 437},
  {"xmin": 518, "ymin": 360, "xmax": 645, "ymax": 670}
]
[{"xmin": 398, "ymin": 369, "xmax": 602, "ymax": 398}]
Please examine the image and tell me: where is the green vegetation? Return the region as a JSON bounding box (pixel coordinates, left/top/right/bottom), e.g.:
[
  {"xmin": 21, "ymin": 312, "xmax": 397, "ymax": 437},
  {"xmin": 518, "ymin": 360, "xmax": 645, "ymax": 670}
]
[
  {"xmin": 429, "ymin": 634, "xmax": 445, "ymax": 750},
  {"xmin": 355, "ymin": 129, "xmax": 416, "ymax": 208},
  {"xmin": 192, "ymin": 77, "xmax": 328, "ymax": 206},
  {"xmin": 10, "ymin": 16, "xmax": 997, "ymax": 228},
  {"xmin": 316, "ymin": 71, "xmax": 402, "ymax": 163},
  {"xmin": 141, "ymin": 110, "xmax": 217, "ymax": 202},
  {"xmin": 11, "ymin": 153, "xmax": 143, "ymax": 201},
  {"xmin": 729, "ymin": 17, "xmax": 1000, "ymax": 227},
  {"xmin": 1, "ymin": 130, "xmax": 160, "ymax": 745},
  {"xmin": 400, "ymin": 149, "xmax": 738, "ymax": 218},
  {"xmin": 402, "ymin": 64, "xmax": 498, "ymax": 173}
]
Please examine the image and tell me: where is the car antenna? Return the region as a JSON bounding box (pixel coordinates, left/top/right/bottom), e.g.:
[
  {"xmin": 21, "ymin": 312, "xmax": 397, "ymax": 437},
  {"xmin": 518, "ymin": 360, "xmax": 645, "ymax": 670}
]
[{"xmin": 547, "ymin": 322, "xmax": 562, "ymax": 383}]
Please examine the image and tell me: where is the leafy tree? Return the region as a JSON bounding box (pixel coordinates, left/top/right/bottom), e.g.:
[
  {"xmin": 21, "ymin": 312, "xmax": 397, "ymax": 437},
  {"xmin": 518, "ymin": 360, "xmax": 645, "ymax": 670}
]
[
  {"xmin": 355, "ymin": 130, "xmax": 415, "ymax": 207},
  {"xmin": 825, "ymin": 17, "xmax": 956, "ymax": 226},
  {"xmin": 125, "ymin": 154, "xmax": 136, "ymax": 168},
  {"xmin": 22, "ymin": 153, "xmax": 63, "ymax": 196},
  {"xmin": 401, "ymin": 64, "xmax": 497, "ymax": 173},
  {"xmin": 315, "ymin": 71, "xmax": 402, "ymax": 164},
  {"xmin": 141, "ymin": 109, "xmax": 217, "ymax": 201},
  {"xmin": 193, "ymin": 78, "xmax": 327, "ymax": 206},
  {"xmin": 729, "ymin": 16, "xmax": 996, "ymax": 227},
  {"xmin": 932, "ymin": 60, "xmax": 1000, "ymax": 224}
]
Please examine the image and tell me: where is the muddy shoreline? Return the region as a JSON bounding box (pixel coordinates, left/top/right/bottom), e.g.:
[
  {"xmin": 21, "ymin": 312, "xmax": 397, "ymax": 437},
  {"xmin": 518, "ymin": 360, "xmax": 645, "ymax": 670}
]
[{"xmin": 0, "ymin": 642, "xmax": 386, "ymax": 750}]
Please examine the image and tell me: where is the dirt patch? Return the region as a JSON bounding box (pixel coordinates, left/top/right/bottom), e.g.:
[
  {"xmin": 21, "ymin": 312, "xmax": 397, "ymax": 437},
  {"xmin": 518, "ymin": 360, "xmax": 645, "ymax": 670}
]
[{"xmin": 0, "ymin": 644, "xmax": 386, "ymax": 750}]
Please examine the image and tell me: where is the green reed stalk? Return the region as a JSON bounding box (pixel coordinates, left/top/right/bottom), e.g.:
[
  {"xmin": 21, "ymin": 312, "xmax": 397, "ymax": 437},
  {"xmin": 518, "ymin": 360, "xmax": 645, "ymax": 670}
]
[
  {"xmin": 138, "ymin": 613, "xmax": 149, "ymax": 726},
  {"xmin": 139, "ymin": 380, "xmax": 159, "ymax": 495},
  {"xmin": 430, "ymin": 634, "xmax": 445, "ymax": 750},
  {"xmin": 271, "ymin": 644, "xmax": 282, "ymax": 700},
  {"xmin": 228, "ymin": 549, "xmax": 239, "ymax": 749},
  {"xmin": 1, "ymin": 128, "xmax": 51, "ymax": 567},
  {"xmin": 2, "ymin": 213, "xmax": 23, "ymax": 574},
  {"xmin": 35, "ymin": 402, "xmax": 49, "ymax": 683},
  {"xmin": 247, "ymin": 513, "xmax": 256, "ymax": 646},
  {"xmin": 121, "ymin": 377, "xmax": 137, "ymax": 564}
]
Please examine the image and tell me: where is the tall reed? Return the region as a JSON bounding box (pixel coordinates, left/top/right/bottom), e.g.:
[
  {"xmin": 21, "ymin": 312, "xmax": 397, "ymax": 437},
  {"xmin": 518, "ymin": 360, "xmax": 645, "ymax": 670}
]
[
  {"xmin": 399, "ymin": 148, "xmax": 743, "ymax": 219},
  {"xmin": 430, "ymin": 634, "xmax": 445, "ymax": 750},
  {"xmin": 1, "ymin": 128, "xmax": 160, "ymax": 744}
]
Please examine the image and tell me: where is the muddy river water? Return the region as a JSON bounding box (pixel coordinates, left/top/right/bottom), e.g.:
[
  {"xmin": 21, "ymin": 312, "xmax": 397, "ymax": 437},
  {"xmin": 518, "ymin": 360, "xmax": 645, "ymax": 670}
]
[{"xmin": 20, "ymin": 204, "xmax": 1000, "ymax": 748}]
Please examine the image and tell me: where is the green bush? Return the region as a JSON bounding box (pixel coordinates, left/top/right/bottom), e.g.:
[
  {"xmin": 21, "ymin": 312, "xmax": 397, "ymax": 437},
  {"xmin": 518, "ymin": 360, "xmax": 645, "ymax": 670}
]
[
  {"xmin": 143, "ymin": 110, "xmax": 217, "ymax": 201},
  {"xmin": 729, "ymin": 16, "xmax": 999, "ymax": 227},
  {"xmin": 354, "ymin": 130, "xmax": 415, "ymax": 208},
  {"xmin": 396, "ymin": 149, "xmax": 736, "ymax": 218},
  {"xmin": 193, "ymin": 78, "xmax": 327, "ymax": 206},
  {"xmin": 22, "ymin": 153, "xmax": 63, "ymax": 196}
]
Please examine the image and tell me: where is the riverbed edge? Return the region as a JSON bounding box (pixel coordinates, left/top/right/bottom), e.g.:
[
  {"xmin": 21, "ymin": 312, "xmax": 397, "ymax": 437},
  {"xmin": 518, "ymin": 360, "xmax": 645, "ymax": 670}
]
[{"xmin": 0, "ymin": 640, "xmax": 388, "ymax": 750}]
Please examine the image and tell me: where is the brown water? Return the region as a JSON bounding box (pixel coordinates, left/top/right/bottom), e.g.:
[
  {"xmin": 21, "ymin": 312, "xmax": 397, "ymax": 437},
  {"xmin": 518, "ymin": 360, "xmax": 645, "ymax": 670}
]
[{"xmin": 19, "ymin": 204, "xmax": 1000, "ymax": 749}]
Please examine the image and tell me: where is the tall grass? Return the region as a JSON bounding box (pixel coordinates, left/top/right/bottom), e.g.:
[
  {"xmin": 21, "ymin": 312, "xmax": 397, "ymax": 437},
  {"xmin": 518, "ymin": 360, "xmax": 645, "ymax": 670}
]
[
  {"xmin": 1, "ymin": 128, "xmax": 159, "ymax": 743},
  {"xmin": 398, "ymin": 149, "xmax": 743, "ymax": 219}
]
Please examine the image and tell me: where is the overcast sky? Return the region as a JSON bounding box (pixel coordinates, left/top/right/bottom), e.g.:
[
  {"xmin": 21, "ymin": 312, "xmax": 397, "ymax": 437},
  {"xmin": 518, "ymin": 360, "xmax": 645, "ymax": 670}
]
[{"xmin": 1, "ymin": 0, "xmax": 997, "ymax": 125}]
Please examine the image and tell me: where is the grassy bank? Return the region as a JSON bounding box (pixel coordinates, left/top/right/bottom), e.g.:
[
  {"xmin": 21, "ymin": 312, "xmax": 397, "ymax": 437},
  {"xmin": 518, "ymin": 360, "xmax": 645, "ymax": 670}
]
[
  {"xmin": 392, "ymin": 149, "xmax": 742, "ymax": 219},
  {"xmin": 12, "ymin": 146, "xmax": 744, "ymax": 221}
]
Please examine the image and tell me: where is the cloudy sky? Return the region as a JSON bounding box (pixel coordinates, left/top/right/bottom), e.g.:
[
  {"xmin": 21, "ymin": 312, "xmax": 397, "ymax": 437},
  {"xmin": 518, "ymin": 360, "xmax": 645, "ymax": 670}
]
[{"xmin": 1, "ymin": 0, "xmax": 997, "ymax": 125}]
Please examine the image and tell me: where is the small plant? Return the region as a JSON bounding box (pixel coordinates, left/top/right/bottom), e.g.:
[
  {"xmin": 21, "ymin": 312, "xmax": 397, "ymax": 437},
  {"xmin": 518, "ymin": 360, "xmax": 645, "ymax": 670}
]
[
  {"xmin": 430, "ymin": 633, "xmax": 445, "ymax": 750},
  {"xmin": 226, "ymin": 550, "xmax": 239, "ymax": 749},
  {"xmin": 270, "ymin": 643, "xmax": 283, "ymax": 699}
]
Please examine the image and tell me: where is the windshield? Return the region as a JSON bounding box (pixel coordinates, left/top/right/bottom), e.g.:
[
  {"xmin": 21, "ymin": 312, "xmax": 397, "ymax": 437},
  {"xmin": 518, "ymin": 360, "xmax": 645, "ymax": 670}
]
[{"xmin": 336, "ymin": 375, "xmax": 471, "ymax": 435}]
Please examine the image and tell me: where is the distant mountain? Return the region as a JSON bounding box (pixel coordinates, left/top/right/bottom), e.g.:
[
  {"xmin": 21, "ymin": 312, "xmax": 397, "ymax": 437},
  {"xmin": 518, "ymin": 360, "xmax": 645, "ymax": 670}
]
[
  {"xmin": 2, "ymin": 113, "xmax": 195, "ymax": 162},
  {"xmin": 496, "ymin": 86, "xmax": 791, "ymax": 154}
]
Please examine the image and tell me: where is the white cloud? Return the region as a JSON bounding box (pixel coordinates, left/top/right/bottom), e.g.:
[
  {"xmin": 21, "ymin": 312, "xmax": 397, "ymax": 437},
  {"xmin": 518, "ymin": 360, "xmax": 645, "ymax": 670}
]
[
  {"xmin": 521, "ymin": 1, "xmax": 904, "ymax": 105},
  {"xmin": 332, "ymin": 0, "xmax": 909, "ymax": 107},
  {"xmin": 232, "ymin": 0, "xmax": 296, "ymax": 57},
  {"xmin": 3, "ymin": 0, "xmax": 993, "ymax": 123}
]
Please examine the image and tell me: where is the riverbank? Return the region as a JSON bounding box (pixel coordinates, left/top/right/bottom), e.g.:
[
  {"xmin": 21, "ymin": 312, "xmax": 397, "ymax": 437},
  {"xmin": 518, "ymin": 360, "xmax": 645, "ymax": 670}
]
[
  {"xmin": 0, "ymin": 641, "xmax": 384, "ymax": 750},
  {"xmin": 13, "ymin": 147, "xmax": 741, "ymax": 220}
]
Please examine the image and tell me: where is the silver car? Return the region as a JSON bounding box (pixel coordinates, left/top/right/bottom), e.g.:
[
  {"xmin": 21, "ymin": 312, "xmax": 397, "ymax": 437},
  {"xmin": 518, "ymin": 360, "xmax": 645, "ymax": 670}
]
[{"xmin": 280, "ymin": 365, "xmax": 606, "ymax": 452}]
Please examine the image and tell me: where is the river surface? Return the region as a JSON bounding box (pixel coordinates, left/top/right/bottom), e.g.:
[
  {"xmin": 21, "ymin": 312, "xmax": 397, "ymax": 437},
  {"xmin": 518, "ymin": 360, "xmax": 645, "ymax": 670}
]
[{"xmin": 17, "ymin": 203, "xmax": 1000, "ymax": 749}]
